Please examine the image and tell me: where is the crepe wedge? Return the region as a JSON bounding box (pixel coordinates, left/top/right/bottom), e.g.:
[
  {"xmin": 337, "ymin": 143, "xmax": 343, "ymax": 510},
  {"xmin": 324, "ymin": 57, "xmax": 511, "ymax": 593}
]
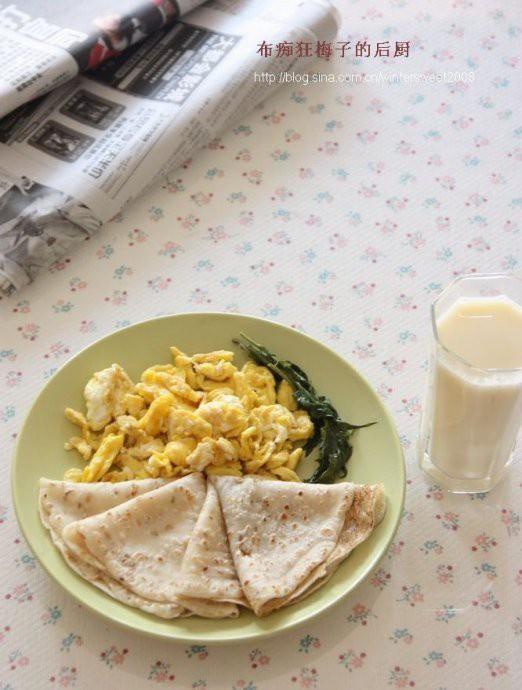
[
  {"xmin": 277, "ymin": 482, "xmax": 386, "ymax": 609},
  {"xmin": 39, "ymin": 476, "xmax": 185, "ymax": 618},
  {"xmin": 60, "ymin": 472, "xmax": 240, "ymax": 618},
  {"xmin": 175, "ymin": 480, "xmax": 247, "ymax": 614},
  {"xmin": 211, "ymin": 475, "xmax": 386, "ymax": 616}
]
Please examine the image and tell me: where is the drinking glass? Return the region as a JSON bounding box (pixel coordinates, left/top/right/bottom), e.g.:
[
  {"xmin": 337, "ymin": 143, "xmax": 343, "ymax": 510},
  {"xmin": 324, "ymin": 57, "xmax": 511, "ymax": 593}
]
[{"xmin": 418, "ymin": 273, "xmax": 522, "ymax": 493}]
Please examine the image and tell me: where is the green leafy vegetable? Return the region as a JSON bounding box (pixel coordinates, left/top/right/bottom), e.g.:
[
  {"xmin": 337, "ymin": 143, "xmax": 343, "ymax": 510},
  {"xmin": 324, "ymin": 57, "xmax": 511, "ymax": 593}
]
[{"xmin": 233, "ymin": 333, "xmax": 375, "ymax": 483}]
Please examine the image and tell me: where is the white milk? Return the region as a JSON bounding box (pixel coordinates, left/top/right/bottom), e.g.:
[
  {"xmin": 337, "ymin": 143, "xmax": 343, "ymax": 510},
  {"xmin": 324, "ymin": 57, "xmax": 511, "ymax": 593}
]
[{"xmin": 429, "ymin": 297, "xmax": 522, "ymax": 480}]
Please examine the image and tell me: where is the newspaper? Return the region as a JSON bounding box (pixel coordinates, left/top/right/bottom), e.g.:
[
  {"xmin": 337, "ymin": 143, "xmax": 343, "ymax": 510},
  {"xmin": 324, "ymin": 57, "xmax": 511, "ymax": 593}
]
[
  {"xmin": 0, "ymin": 1, "xmax": 208, "ymax": 118},
  {"xmin": 0, "ymin": 0, "xmax": 339, "ymax": 296}
]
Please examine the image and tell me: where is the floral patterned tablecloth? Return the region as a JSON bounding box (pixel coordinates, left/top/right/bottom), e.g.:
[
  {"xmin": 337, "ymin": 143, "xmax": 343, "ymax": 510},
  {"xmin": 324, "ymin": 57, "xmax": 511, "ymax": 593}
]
[{"xmin": 1, "ymin": 0, "xmax": 520, "ymax": 688}]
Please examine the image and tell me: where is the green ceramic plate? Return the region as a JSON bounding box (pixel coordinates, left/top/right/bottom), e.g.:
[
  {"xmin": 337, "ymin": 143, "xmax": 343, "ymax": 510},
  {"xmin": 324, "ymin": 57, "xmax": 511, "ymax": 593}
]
[{"xmin": 12, "ymin": 313, "xmax": 404, "ymax": 644}]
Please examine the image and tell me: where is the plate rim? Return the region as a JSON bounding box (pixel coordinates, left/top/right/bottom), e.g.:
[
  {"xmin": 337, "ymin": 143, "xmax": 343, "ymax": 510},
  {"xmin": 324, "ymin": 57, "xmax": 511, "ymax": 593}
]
[{"xmin": 11, "ymin": 311, "xmax": 405, "ymax": 644}]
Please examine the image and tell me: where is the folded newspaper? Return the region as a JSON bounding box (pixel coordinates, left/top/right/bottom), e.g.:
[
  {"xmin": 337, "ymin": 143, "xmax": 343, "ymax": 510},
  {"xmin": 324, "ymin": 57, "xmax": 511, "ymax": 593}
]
[{"xmin": 0, "ymin": 0, "xmax": 339, "ymax": 296}]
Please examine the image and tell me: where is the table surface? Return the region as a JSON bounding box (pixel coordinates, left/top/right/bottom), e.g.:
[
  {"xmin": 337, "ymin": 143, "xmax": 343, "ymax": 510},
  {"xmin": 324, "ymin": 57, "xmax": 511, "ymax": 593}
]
[{"xmin": 1, "ymin": 1, "xmax": 520, "ymax": 688}]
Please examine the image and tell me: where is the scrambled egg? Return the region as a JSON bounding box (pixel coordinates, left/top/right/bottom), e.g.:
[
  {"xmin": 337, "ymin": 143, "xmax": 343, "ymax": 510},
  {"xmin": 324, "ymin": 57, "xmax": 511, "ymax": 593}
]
[
  {"xmin": 63, "ymin": 345, "xmax": 314, "ymax": 483},
  {"xmin": 84, "ymin": 363, "xmax": 134, "ymax": 431}
]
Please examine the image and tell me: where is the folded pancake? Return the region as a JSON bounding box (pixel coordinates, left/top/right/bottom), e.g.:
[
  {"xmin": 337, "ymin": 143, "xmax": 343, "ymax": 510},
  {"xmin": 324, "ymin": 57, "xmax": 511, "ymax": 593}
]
[
  {"xmin": 211, "ymin": 475, "xmax": 385, "ymax": 616},
  {"xmin": 41, "ymin": 472, "xmax": 386, "ymax": 620},
  {"xmin": 277, "ymin": 483, "xmax": 386, "ymax": 609},
  {"xmin": 39, "ymin": 477, "xmax": 185, "ymax": 618},
  {"xmin": 61, "ymin": 472, "xmax": 238, "ymax": 618},
  {"xmin": 211, "ymin": 475, "xmax": 354, "ymax": 616},
  {"xmin": 175, "ymin": 480, "xmax": 247, "ymax": 616}
]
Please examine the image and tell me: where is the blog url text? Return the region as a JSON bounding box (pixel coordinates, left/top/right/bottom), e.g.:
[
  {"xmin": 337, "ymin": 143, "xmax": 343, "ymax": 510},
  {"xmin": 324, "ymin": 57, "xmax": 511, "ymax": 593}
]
[{"xmin": 254, "ymin": 71, "xmax": 475, "ymax": 85}]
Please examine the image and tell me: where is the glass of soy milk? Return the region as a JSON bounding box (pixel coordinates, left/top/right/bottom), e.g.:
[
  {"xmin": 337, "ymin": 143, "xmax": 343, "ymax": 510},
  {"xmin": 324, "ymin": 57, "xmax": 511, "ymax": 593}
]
[{"xmin": 418, "ymin": 273, "xmax": 522, "ymax": 493}]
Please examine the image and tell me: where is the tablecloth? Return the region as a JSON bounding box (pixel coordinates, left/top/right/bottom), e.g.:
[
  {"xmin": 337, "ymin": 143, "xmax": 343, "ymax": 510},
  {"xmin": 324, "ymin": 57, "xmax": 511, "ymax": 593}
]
[{"xmin": 1, "ymin": 0, "xmax": 520, "ymax": 688}]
